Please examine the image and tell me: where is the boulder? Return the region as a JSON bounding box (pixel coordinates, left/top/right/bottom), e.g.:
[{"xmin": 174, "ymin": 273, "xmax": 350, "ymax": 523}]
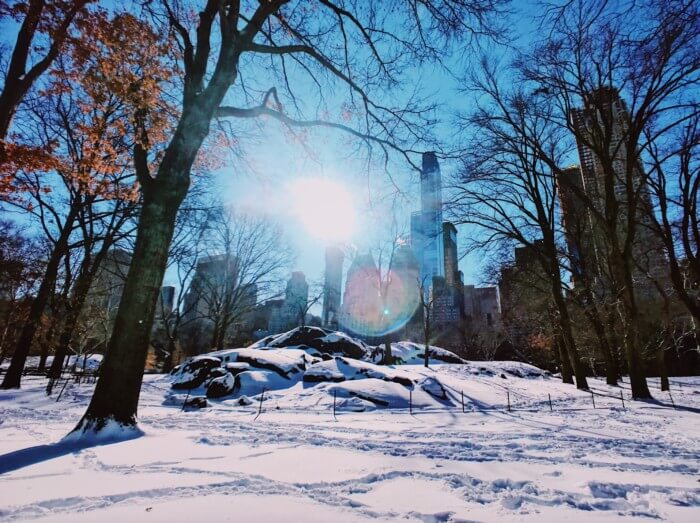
[
  {"xmin": 183, "ymin": 396, "xmax": 209, "ymax": 409},
  {"xmin": 206, "ymin": 373, "xmax": 236, "ymax": 398},
  {"xmin": 256, "ymin": 326, "xmax": 369, "ymax": 359},
  {"xmin": 171, "ymin": 356, "xmax": 222, "ymax": 390}
]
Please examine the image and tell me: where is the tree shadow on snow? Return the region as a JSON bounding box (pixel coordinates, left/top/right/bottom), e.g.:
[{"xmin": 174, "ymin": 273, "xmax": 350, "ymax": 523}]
[{"xmin": 0, "ymin": 429, "xmax": 143, "ymax": 475}]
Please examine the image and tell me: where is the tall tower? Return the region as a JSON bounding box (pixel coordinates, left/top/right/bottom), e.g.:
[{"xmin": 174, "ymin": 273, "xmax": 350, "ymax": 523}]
[
  {"xmin": 411, "ymin": 152, "xmax": 445, "ymax": 289},
  {"xmin": 555, "ymin": 165, "xmax": 598, "ymax": 285},
  {"xmin": 569, "ymin": 87, "xmax": 666, "ymax": 292},
  {"xmin": 322, "ymin": 245, "xmax": 344, "ymax": 328}
]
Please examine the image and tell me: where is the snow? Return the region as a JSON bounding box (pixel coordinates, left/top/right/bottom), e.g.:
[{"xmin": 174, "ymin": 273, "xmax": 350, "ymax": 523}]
[{"xmin": 1, "ymin": 362, "xmax": 699, "ymax": 522}]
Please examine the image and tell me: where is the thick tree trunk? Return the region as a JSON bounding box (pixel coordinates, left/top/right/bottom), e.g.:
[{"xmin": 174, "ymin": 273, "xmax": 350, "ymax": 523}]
[
  {"xmin": 1, "ymin": 216, "xmax": 74, "ymax": 388},
  {"xmin": 72, "ymin": 176, "xmax": 187, "ymax": 431}
]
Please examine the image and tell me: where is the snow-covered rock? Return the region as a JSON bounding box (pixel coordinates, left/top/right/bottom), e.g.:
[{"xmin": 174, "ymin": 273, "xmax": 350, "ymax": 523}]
[
  {"xmin": 303, "ymin": 357, "xmax": 414, "ymax": 387},
  {"xmin": 171, "ymin": 356, "xmax": 222, "ymax": 390},
  {"xmin": 389, "ymin": 342, "xmax": 465, "ymax": 365},
  {"xmin": 250, "ymin": 326, "xmax": 370, "ymax": 359},
  {"xmin": 206, "ymin": 373, "xmax": 236, "ymax": 399}
]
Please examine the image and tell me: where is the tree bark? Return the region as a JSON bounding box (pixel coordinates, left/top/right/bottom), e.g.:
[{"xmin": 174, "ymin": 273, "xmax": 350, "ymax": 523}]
[{"xmin": 72, "ymin": 170, "xmax": 189, "ymax": 430}]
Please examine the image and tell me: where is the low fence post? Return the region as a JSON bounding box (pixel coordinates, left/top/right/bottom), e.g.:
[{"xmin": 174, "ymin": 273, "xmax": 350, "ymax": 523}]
[
  {"xmin": 548, "ymin": 393, "xmax": 553, "ymax": 412},
  {"xmin": 620, "ymin": 390, "xmax": 625, "ymax": 410},
  {"xmin": 507, "ymin": 390, "xmax": 511, "ymax": 412},
  {"xmin": 461, "ymin": 390, "xmax": 465, "ymax": 413},
  {"xmin": 56, "ymin": 378, "xmax": 69, "ymax": 403},
  {"xmin": 181, "ymin": 388, "xmax": 191, "ymax": 411},
  {"xmin": 333, "ymin": 389, "xmax": 337, "ymax": 420},
  {"xmin": 254, "ymin": 387, "xmax": 265, "ymax": 420},
  {"xmin": 668, "ymin": 390, "xmax": 676, "ymax": 409},
  {"xmin": 591, "ymin": 391, "xmax": 596, "ymax": 409},
  {"xmin": 409, "ymin": 389, "xmax": 412, "ymax": 414}
]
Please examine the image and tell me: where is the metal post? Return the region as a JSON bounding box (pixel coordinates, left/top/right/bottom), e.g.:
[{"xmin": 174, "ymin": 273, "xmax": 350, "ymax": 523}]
[
  {"xmin": 548, "ymin": 393, "xmax": 553, "ymax": 412},
  {"xmin": 461, "ymin": 390, "xmax": 465, "ymax": 413},
  {"xmin": 668, "ymin": 390, "xmax": 676, "ymax": 409},
  {"xmin": 591, "ymin": 391, "xmax": 596, "ymax": 409},
  {"xmin": 409, "ymin": 389, "xmax": 412, "ymax": 414},
  {"xmin": 254, "ymin": 387, "xmax": 265, "ymax": 420},
  {"xmin": 507, "ymin": 390, "xmax": 511, "ymax": 412},
  {"xmin": 333, "ymin": 389, "xmax": 337, "ymax": 419},
  {"xmin": 56, "ymin": 378, "xmax": 69, "ymax": 402},
  {"xmin": 181, "ymin": 388, "xmax": 191, "ymax": 411},
  {"xmin": 620, "ymin": 390, "xmax": 625, "ymax": 410}
]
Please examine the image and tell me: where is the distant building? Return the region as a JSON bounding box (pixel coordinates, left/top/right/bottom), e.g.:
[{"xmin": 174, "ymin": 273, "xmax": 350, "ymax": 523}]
[
  {"xmin": 338, "ymin": 253, "xmax": 380, "ymax": 337},
  {"xmin": 322, "ymin": 246, "xmax": 344, "ymax": 329},
  {"xmin": 411, "ymin": 152, "xmax": 445, "ymax": 293},
  {"xmin": 181, "ymin": 254, "xmax": 258, "ymax": 352},
  {"xmin": 267, "ymin": 271, "xmax": 309, "ymax": 333},
  {"xmin": 569, "ymin": 87, "xmax": 667, "ymax": 296},
  {"xmin": 463, "ymin": 285, "xmax": 501, "ymax": 331},
  {"xmin": 82, "ymin": 248, "xmax": 132, "ymax": 348},
  {"xmin": 498, "ymin": 241, "xmax": 551, "ymax": 350}
]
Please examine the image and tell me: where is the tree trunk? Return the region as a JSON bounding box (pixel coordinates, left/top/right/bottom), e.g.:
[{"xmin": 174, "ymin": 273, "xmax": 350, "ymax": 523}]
[
  {"xmin": 37, "ymin": 316, "xmax": 58, "ymax": 373},
  {"xmin": 423, "ymin": 329, "xmax": 430, "ymax": 368},
  {"xmin": 72, "ymin": 176, "xmax": 187, "ymax": 432},
  {"xmin": 162, "ymin": 338, "xmax": 176, "ymax": 373},
  {"xmin": 615, "ymin": 264, "xmax": 652, "ymax": 399},
  {"xmin": 1, "ymin": 214, "xmax": 74, "ymax": 388},
  {"xmin": 583, "ymin": 299, "xmax": 617, "ymax": 385},
  {"xmin": 551, "ymin": 280, "xmax": 588, "ymax": 390},
  {"xmin": 383, "ymin": 338, "xmax": 392, "ymax": 365},
  {"xmin": 556, "ymin": 334, "xmax": 574, "ymax": 384}
]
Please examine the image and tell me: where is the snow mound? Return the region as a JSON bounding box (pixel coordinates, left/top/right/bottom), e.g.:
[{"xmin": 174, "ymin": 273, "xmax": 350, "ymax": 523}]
[{"xmin": 303, "ymin": 357, "xmax": 414, "ymax": 387}]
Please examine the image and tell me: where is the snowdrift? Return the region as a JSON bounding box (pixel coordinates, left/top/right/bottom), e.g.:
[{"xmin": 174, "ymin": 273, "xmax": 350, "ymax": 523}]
[{"xmin": 167, "ymin": 328, "xmax": 523, "ymax": 410}]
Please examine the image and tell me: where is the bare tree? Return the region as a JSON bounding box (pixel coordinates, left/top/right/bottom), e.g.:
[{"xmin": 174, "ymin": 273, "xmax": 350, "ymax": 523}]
[
  {"xmin": 75, "ymin": 0, "xmax": 506, "ymax": 432},
  {"xmin": 450, "ymin": 61, "xmax": 589, "ymax": 389},
  {"xmin": 417, "ymin": 275, "xmax": 438, "ymax": 368},
  {"xmin": 510, "ymin": 0, "xmax": 700, "ymax": 398},
  {"xmin": 185, "ymin": 206, "xmax": 293, "ymax": 351}
]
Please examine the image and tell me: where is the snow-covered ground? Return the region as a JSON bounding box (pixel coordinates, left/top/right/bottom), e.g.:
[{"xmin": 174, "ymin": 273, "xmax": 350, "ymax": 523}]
[{"xmin": 1, "ymin": 363, "xmax": 699, "ymax": 522}]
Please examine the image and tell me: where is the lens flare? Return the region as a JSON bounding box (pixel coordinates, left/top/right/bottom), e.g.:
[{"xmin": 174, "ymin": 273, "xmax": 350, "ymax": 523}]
[{"xmin": 339, "ymin": 267, "xmax": 420, "ymax": 338}]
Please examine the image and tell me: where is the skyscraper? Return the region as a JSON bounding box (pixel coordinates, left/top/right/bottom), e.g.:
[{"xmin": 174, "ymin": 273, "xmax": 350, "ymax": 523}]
[
  {"xmin": 569, "ymin": 87, "xmax": 666, "ymax": 293},
  {"xmin": 555, "ymin": 165, "xmax": 598, "ymax": 285},
  {"xmin": 411, "ymin": 152, "xmax": 445, "ymax": 289},
  {"xmin": 322, "ymin": 245, "xmax": 344, "ymax": 329}
]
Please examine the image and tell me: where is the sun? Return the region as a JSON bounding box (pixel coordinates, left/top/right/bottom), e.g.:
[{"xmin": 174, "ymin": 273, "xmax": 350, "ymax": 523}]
[{"xmin": 288, "ymin": 178, "xmax": 357, "ymax": 242}]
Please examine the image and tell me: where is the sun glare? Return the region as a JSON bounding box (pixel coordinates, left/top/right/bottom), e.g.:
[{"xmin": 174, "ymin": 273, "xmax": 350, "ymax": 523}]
[{"xmin": 288, "ymin": 178, "xmax": 357, "ymax": 242}]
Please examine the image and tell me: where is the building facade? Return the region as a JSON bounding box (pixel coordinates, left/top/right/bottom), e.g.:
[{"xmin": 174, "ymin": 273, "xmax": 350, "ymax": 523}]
[{"xmin": 322, "ymin": 245, "xmax": 344, "ymax": 329}]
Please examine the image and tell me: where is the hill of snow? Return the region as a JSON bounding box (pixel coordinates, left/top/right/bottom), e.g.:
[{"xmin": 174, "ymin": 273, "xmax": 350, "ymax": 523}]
[{"xmin": 1, "ymin": 333, "xmax": 698, "ymax": 522}]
